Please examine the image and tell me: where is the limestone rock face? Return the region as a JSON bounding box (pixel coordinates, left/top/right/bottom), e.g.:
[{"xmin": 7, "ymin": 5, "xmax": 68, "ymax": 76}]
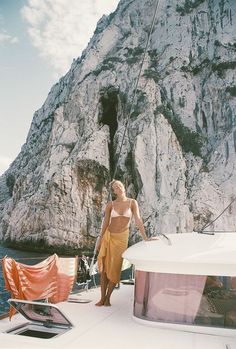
[{"xmin": 0, "ymin": 0, "xmax": 236, "ymax": 251}]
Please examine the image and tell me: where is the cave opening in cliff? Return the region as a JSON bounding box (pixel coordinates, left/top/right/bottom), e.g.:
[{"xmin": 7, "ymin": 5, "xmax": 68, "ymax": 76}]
[{"xmin": 99, "ymin": 87, "xmax": 118, "ymax": 176}]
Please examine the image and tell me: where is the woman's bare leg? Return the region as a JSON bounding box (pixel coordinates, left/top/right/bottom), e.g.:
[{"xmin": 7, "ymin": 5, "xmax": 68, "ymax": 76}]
[
  {"xmin": 95, "ymin": 258, "xmax": 108, "ymax": 306},
  {"xmin": 104, "ymin": 281, "xmax": 116, "ymax": 306}
]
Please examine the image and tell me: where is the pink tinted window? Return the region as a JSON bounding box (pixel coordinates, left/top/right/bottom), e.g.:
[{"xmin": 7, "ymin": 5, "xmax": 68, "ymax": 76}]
[{"xmin": 134, "ymin": 271, "xmax": 236, "ymax": 329}]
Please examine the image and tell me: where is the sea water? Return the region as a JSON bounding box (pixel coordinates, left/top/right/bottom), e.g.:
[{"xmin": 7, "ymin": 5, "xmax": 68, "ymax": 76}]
[{"xmin": 0, "ymin": 245, "xmax": 49, "ymax": 315}]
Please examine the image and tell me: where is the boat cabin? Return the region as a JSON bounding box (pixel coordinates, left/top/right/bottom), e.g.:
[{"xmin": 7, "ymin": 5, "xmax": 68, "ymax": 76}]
[{"xmin": 123, "ymin": 232, "xmax": 236, "ymax": 336}]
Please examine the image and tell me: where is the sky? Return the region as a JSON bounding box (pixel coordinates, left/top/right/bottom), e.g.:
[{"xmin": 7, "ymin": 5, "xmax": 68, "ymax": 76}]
[{"xmin": 0, "ymin": 0, "xmax": 120, "ymax": 175}]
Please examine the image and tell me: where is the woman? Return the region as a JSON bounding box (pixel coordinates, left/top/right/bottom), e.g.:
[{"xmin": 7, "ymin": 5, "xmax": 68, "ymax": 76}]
[{"xmin": 95, "ymin": 179, "xmax": 149, "ymax": 306}]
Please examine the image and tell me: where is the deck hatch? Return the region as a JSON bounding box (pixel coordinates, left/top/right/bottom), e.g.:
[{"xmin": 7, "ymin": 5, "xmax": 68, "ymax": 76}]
[{"xmin": 5, "ymin": 299, "xmax": 74, "ymax": 339}]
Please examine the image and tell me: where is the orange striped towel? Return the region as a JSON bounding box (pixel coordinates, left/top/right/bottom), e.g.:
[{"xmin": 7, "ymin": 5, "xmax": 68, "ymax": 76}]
[{"xmin": 2, "ymin": 254, "xmax": 78, "ymax": 319}]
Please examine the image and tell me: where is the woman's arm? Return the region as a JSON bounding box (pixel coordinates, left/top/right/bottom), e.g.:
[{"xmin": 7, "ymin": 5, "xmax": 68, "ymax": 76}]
[
  {"xmin": 132, "ymin": 199, "xmax": 148, "ymax": 241},
  {"xmin": 96, "ymin": 201, "xmax": 112, "ymax": 251}
]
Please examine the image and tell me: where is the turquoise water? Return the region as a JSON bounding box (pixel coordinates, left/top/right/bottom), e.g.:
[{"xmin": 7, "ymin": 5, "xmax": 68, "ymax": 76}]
[{"xmin": 0, "ymin": 245, "xmax": 49, "ymax": 315}]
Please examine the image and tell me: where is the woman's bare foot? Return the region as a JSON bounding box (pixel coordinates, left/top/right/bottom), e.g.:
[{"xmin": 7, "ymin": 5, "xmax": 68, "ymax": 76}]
[
  {"xmin": 104, "ymin": 298, "xmax": 111, "ymax": 306},
  {"xmin": 95, "ymin": 299, "xmax": 105, "ymax": 306}
]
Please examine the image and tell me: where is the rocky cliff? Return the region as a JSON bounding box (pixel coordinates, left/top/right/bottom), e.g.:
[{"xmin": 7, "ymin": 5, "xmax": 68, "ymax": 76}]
[{"xmin": 0, "ymin": 0, "xmax": 236, "ymax": 253}]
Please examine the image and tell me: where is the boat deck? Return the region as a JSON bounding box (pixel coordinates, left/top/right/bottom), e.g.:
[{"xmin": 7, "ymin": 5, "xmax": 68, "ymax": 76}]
[{"xmin": 0, "ymin": 284, "xmax": 236, "ymax": 349}]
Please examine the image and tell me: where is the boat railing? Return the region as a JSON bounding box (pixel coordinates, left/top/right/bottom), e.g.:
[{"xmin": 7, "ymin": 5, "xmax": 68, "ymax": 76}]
[{"xmin": 157, "ymin": 232, "xmax": 172, "ymax": 245}]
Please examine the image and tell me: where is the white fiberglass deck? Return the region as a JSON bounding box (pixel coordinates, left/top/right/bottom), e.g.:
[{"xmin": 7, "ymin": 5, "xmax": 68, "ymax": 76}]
[
  {"xmin": 0, "ymin": 284, "xmax": 236, "ymax": 349},
  {"xmin": 123, "ymin": 232, "xmax": 236, "ymax": 275}
]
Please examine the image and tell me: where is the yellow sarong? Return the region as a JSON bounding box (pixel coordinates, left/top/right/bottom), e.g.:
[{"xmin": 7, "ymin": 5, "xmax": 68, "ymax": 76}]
[{"xmin": 97, "ymin": 229, "xmax": 129, "ymax": 284}]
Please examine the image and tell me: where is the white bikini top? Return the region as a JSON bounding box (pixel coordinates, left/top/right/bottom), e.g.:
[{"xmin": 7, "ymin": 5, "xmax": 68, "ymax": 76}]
[{"xmin": 110, "ymin": 200, "xmax": 132, "ymax": 222}]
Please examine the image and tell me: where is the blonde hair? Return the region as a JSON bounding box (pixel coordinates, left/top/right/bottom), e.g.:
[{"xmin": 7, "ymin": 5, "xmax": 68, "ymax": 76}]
[{"xmin": 110, "ymin": 179, "xmax": 124, "ymax": 191}]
